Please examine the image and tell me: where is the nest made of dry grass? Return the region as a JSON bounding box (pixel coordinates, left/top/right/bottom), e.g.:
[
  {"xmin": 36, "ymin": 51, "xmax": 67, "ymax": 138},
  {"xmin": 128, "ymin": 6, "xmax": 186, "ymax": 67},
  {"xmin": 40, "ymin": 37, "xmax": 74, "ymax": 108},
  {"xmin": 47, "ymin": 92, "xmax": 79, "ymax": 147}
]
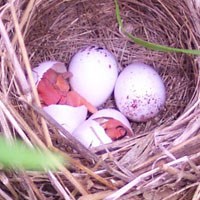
[{"xmin": 0, "ymin": 0, "xmax": 200, "ymax": 199}]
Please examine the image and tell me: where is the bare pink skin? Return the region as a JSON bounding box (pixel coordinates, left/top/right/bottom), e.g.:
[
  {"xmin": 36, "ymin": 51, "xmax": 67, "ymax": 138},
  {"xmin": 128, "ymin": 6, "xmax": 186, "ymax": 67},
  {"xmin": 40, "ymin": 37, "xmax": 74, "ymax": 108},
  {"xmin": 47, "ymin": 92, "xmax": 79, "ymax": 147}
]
[{"xmin": 37, "ymin": 69, "xmax": 97, "ymax": 113}]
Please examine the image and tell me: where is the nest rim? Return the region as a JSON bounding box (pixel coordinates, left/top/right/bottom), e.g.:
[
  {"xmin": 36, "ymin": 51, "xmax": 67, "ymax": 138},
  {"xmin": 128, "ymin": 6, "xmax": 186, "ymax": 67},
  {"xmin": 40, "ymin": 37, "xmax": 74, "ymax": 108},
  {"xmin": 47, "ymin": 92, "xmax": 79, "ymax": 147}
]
[{"xmin": 0, "ymin": 0, "xmax": 200, "ymax": 199}]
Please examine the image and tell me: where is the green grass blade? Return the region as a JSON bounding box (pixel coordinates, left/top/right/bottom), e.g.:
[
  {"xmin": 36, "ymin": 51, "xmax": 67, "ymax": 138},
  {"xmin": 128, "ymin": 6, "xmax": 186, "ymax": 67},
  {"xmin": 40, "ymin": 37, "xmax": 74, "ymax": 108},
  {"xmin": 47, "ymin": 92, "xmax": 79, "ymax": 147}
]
[
  {"xmin": 125, "ymin": 32, "xmax": 200, "ymax": 55},
  {"xmin": 0, "ymin": 137, "xmax": 64, "ymax": 171},
  {"xmin": 114, "ymin": 0, "xmax": 123, "ymax": 28},
  {"xmin": 114, "ymin": 0, "xmax": 200, "ymax": 55}
]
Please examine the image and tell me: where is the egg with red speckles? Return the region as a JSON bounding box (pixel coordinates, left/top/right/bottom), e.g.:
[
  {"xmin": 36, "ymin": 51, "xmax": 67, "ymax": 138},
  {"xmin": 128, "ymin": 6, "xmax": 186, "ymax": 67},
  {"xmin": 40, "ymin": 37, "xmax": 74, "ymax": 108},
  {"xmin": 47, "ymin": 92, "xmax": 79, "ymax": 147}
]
[
  {"xmin": 114, "ymin": 62, "xmax": 166, "ymax": 122},
  {"xmin": 68, "ymin": 45, "xmax": 119, "ymax": 107}
]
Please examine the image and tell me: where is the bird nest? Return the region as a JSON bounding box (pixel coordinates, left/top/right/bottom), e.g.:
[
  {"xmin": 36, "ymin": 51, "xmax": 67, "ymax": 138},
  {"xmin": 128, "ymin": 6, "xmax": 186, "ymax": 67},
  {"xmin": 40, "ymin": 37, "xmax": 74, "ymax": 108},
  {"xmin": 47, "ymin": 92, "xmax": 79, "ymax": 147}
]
[{"xmin": 0, "ymin": 0, "xmax": 200, "ymax": 199}]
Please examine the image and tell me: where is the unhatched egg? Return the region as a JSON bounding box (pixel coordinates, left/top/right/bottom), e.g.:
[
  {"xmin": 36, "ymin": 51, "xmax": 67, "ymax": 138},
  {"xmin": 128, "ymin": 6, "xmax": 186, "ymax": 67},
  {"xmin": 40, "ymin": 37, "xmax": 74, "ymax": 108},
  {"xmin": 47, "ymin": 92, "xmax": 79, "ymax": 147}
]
[
  {"xmin": 68, "ymin": 45, "xmax": 119, "ymax": 107},
  {"xmin": 114, "ymin": 62, "xmax": 166, "ymax": 122}
]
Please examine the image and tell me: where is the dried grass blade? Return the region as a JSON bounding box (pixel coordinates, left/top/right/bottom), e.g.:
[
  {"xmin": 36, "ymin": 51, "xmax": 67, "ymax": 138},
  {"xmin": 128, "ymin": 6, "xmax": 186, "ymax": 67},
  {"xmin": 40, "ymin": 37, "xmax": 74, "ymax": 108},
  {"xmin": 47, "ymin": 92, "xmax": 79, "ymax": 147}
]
[
  {"xmin": 70, "ymin": 159, "xmax": 116, "ymax": 190},
  {"xmin": 78, "ymin": 191, "xmax": 114, "ymax": 200},
  {"xmin": 173, "ymin": 116, "xmax": 200, "ymax": 145},
  {"xmin": 0, "ymin": 99, "xmax": 45, "ymax": 148},
  {"xmin": 21, "ymin": 172, "xmax": 38, "ymax": 200},
  {"xmin": 0, "ymin": 173, "xmax": 19, "ymax": 199},
  {"xmin": 130, "ymin": 133, "xmax": 200, "ymax": 173},
  {"xmin": 163, "ymin": 183, "xmax": 199, "ymax": 200},
  {"xmin": 58, "ymin": 165, "xmax": 89, "ymax": 196},
  {"xmin": 48, "ymin": 171, "xmax": 72, "ymax": 200},
  {"xmin": 104, "ymin": 156, "xmax": 198, "ymax": 200},
  {"xmin": 0, "ymin": 187, "xmax": 13, "ymax": 200},
  {"xmin": 21, "ymin": 172, "xmax": 47, "ymax": 200},
  {"xmin": 12, "ymin": 0, "xmax": 36, "ymax": 45},
  {"xmin": 192, "ymin": 183, "xmax": 200, "ymax": 200},
  {"xmin": 9, "ymin": 1, "xmax": 53, "ymax": 148},
  {"xmin": 0, "ymin": 98, "xmax": 32, "ymax": 146},
  {"xmin": 0, "ymin": 108, "xmax": 12, "ymax": 140},
  {"xmin": 0, "ymin": 18, "xmax": 30, "ymax": 95}
]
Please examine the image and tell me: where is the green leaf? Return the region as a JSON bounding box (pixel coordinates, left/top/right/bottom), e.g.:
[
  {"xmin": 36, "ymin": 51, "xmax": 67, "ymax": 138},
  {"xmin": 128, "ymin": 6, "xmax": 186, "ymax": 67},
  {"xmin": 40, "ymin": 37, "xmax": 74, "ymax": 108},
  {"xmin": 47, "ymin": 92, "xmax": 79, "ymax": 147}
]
[
  {"xmin": 114, "ymin": 0, "xmax": 200, "ymax": 55},
  {"xmin": 0, "ymin": 137, "xmax": 64, "ymax": 171}
]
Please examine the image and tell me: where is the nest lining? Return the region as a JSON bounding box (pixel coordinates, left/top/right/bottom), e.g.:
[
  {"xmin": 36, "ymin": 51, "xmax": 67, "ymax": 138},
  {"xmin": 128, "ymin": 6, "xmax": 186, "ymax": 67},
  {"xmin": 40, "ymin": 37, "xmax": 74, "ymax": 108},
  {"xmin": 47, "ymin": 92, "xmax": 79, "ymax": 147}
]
[
  {"xmin": 0, "ymin": 0, "xmax": 200, "ymax": 199},
  {"xmin": 25, "ymin": 0, "xmax": 196, "ymax": 133}
]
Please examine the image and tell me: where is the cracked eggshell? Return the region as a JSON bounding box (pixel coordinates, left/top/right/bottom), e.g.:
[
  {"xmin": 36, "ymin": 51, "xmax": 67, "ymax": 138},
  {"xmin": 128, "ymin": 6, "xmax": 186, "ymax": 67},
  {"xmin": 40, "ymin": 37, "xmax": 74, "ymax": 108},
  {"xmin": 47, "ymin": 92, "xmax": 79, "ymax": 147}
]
[
  {"xmin": 43, "ymin": 105, "xmax": 87, "ymax": 134},
  {"xmin": 68, "ymin": 46, "xmax": 119, "ymax": 107},
  {"xmin": 89, "ymin": 108, "xmax": 133, "ymax": 134},
  {"xmin": 114, "ymin": 62, "xmax": 166, "ymax": 122},
  {"xmin": 72, "ymin": 119, "xmax": 112, "ymax": 148},
  {"xmin": 32, "ymin": 61, "xmax": 67, "ymax": 85}
]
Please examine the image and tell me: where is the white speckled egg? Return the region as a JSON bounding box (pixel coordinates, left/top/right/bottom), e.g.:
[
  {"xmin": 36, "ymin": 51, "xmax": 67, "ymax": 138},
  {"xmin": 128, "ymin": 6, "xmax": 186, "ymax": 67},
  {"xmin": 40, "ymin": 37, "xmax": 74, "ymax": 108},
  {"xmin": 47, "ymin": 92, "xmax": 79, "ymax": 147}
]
[
  {"xmin": 114, "ymin": 62, "xmax": 166, "ymax": 122},
  {"xmin": 68, "ymin": 46, "xmax": 119, "ymax": 107}
]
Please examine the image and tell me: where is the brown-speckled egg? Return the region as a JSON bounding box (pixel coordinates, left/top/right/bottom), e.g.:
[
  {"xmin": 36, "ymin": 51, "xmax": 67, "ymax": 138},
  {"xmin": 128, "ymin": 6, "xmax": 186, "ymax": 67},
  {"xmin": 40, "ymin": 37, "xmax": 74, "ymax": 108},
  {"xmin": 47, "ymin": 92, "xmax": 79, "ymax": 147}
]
[
  {"xmin": 68, "ymin": 45, "xmax": 119, "ymax": 107},
  {"xmin": 114, "ymin": 62, "xmax": 166, "ymax": 122}
]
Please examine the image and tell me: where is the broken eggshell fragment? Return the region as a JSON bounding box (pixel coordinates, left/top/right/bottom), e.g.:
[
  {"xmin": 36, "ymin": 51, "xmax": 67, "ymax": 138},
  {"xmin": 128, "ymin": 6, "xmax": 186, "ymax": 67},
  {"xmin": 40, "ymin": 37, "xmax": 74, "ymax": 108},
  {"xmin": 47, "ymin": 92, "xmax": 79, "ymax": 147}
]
[
  {"xmin": 43, "ymin": 104, "xmax": 87, "ymax": 134},
  {"xmin": 90, "ymin": 108, "xmax": 133, "ymax": 140},
  {"xmin": 89, "ymin": 108, "xmax": 132, "ymax": 132},
  {"xmin": 32, "ymin": 61, "xmax": 67, "ymax": 85},
  {"xmin": 72, "ymin": 119, "xmax": 112, "ymax": 148},
  {"xmin": 72, "ymin": 108, "xmax": 133, "ymax": 148}
]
